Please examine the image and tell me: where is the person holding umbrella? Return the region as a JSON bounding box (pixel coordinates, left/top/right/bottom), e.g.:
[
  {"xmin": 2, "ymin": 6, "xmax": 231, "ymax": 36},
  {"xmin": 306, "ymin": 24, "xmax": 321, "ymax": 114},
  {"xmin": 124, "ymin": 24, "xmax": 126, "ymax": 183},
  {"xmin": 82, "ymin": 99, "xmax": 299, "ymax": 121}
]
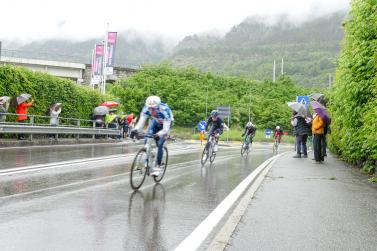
[
  {"xmin": 311, "ymin": 101, "xmax": 329, "ymax": 163},
  {"xmin": 0, "ymin": 96, "xmax": 10, "ymax": 123},
  {"xmin": 288, "ymin": 102, "xmax": 311, "ymax": 158},
  {"xmin": 16, "ymin": 93, "xmax": 33, "ymax": 140},
  {"xmin": 49, "ymin": 103, "xmax": 62, "ymax": 140}
]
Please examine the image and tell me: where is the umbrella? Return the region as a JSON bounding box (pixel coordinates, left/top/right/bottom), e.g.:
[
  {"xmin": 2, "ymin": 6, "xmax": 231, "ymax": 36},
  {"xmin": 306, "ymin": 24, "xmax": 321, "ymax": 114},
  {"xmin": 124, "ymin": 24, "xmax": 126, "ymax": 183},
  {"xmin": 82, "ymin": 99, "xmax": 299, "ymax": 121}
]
[
  {"xmin": 287, "ymin": 102, "xmax": 307, "ymax": 116},
  {"xmin": 311, "ymin": 101, "xmax": 331, "ymax": 123},
  {"xmin": 16, "ymin": 93, "xmax": 31, "ymax": 105},
  {"xmin": 310, "ymin": 93, "xmax": 324, "ymax": 101},
  {"xmin": 93, "ymin": 106, "xmax": 109, "ymax": 116},
  {"xmin": 100, "ymin": 101, "xmax": 119, "ymax": 107},
  {"xmin": 0, "ymin": 96, "xmax": 10, "ymax": 109}
]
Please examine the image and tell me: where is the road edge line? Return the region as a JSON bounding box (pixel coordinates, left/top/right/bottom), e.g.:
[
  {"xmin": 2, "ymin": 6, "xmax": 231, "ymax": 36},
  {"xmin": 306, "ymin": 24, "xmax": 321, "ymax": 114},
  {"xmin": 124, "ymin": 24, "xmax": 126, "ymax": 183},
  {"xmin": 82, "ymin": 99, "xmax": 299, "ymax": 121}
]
[
  {"xmin": 207, "ymin": 151, "xmax": 289, "ymax": 250},
  {"xmin": 174, "ymin": 153, "xmax": 284, "ymax": 251}
]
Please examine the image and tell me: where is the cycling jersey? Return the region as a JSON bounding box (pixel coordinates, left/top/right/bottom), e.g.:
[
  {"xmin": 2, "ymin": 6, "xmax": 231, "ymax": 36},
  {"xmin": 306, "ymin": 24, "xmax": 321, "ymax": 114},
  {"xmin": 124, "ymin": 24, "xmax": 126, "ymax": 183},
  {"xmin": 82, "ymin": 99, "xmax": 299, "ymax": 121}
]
[
  {"xmin": 205, "ymin": 116, "xmax": 224, "ymax": 135},
  {"xmin": 243, "ymin": 125, "xmax": 256, "ymax": 137},
  {"xmin": 274, "ymin": 129, "xmax": 283, "ymax": 137},
  {"xmin": 135, "ymin": 103, "xmax": 174, "ymax": 136}
]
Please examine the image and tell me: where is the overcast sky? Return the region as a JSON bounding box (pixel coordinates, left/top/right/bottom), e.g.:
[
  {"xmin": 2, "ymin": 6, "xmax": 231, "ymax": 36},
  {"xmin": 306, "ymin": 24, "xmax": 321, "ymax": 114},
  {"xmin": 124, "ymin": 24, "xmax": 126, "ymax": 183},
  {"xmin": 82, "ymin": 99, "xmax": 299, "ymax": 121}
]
[{"xmin": 1, "ymin": 0, "xmax": 350, "ymax": 43}]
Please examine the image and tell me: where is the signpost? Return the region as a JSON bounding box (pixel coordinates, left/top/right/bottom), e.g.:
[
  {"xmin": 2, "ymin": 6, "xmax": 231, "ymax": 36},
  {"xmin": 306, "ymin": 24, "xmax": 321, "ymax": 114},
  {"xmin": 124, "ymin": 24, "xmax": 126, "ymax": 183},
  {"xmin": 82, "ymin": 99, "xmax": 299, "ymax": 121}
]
[{"xmin": 217, "ymin": 106, "xmax": 231, "ymax": 142}]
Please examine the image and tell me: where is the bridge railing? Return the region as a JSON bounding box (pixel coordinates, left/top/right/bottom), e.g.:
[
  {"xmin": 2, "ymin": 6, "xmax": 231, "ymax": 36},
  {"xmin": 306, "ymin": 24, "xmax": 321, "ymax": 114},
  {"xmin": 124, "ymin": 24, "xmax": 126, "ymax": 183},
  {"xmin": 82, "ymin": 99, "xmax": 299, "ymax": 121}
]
[{"xmin": 0, "ymin": 113, "xmax": 120, "ymax": 140}]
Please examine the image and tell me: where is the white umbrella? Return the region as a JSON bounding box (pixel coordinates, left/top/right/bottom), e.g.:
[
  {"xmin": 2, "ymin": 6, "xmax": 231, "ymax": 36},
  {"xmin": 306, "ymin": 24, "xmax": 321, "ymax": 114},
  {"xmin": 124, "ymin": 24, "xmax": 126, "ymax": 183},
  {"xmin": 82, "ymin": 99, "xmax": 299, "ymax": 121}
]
[
  {"xmin": 16, "ymin": 93, "xmax": 31, "ymax": 104},
  {"xmin": 287, "ymin": 101, "xmax": 307, "ymax": 116}
]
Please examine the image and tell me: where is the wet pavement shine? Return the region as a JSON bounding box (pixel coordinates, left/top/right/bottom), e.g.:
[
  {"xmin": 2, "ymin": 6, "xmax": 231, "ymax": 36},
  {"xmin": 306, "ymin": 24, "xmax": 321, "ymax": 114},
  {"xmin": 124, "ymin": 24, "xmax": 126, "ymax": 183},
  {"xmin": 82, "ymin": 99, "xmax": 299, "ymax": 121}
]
[{"xmin": 0, "ymin": 141, "xmax": 277, "ymax": 250}]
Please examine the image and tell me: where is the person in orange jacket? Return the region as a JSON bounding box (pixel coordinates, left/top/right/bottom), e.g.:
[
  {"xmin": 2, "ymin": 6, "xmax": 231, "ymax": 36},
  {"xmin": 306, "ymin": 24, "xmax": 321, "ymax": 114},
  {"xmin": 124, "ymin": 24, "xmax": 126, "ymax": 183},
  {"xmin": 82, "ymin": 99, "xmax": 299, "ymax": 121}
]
[
  {"xmin": 16, "ymin": 99, "xmax": 33, "ymax": 140},
  {"xmin": 312, "ymin": 112, "xmax": 325, "ymax": 163}
]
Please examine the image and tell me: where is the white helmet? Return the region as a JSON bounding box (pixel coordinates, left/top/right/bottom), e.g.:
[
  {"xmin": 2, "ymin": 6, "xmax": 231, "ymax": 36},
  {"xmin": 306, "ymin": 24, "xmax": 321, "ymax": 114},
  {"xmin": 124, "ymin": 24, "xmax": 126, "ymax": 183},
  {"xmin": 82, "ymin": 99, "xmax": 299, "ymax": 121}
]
[
  {"xmin": 276, "ymin": 126, "xmax": 280, "ymax": 130},
  {"xmin": 145, "ymin": 96, "xmax": 161, "ymax": 108},
  {"xmin": 247, "ymin": 121, "xmax": 252, "ymax": 127}
]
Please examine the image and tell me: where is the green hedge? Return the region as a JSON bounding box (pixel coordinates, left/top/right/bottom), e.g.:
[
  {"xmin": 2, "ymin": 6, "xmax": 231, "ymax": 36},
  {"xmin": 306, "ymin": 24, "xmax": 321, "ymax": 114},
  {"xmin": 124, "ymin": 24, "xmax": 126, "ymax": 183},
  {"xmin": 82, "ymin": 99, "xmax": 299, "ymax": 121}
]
[
  {"xmin": 0, "ymin": 65, "xmax": 110, "ymax": 122},
  {"xmin": 329, "ymin": 0, "xmax": 377, "ymax": 173},
  {"xmin": 110, "ymin": 64, "xmax": 315, "ymax": 130}
]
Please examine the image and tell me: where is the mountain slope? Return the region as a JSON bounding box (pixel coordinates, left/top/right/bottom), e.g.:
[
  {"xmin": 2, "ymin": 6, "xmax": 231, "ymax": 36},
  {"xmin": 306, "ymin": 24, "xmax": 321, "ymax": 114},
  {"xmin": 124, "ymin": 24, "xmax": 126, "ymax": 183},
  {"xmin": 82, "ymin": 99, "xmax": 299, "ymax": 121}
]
[{"xmin": 168, "ymin": 12, "xmax": 346, "ymax": 86}]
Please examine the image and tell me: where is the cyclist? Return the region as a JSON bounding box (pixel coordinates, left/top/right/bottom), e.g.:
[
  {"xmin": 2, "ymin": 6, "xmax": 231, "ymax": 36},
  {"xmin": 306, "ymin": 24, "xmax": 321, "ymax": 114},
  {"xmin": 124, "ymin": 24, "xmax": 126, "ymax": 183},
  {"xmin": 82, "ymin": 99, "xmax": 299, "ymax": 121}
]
[
  {"xmin": 132, "ymin": 96, "xmax": 173, "ymax": 176},
  {"xmin": 274, "ymin": 126, "xmax": 283, "ymax": 144},
  {"xmin": 241, "ymin": 121, "xmax": 256, "ymax": 145},
  {"xmin": 205, "ymin": 110, "xmax": 224, "ymax": 151}
]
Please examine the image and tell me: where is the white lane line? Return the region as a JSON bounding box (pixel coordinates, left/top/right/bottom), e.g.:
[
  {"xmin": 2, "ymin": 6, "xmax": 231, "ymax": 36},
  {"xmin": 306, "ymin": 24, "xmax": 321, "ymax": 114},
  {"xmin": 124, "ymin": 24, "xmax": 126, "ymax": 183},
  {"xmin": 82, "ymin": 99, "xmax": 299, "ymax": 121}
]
[
  {"xmin": 208, "ymin": 151, "xmax": 289, "ymax": 250},
  {"xmin": 0, "ymin": 147, "xmax": 199, "ymax": 176},
  {"xmin": 174, "ymin": 154, "xmax": 281, "ymax": 251}
]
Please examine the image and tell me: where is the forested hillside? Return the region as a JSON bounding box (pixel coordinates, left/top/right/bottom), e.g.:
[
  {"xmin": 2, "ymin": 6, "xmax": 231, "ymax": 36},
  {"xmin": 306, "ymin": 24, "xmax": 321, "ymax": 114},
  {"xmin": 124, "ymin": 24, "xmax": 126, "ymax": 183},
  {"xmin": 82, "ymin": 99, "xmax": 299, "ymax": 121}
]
[{"xmin": 169, "ymin": 12, "xmax": 346, "ymax": 87}]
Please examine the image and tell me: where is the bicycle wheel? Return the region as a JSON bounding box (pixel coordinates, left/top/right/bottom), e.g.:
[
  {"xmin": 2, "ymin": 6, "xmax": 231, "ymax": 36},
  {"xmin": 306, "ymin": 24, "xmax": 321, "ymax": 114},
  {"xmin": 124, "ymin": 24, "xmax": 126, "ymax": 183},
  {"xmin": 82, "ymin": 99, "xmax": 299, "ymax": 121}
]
[
  {"xmin": 130, "ymin": 148, "xmax": 148, "ymax": 190},
  {"xmin": 209, "ymin": 143, "xmax": 216, "ymax": 163},
  {"xmin": 153, "ymin": 146, "xmax": 168, "ymax": 183},
  {"xmin": 272, "ymin": 141, "xmax": 278, "ymax": 153},
  {"xmin": 241, "ymin": 141, "xmax": 248, "ymax": 156},
  {"xmin": 201, "ymin": 142, "xmax": 210, "ymax": 165}
]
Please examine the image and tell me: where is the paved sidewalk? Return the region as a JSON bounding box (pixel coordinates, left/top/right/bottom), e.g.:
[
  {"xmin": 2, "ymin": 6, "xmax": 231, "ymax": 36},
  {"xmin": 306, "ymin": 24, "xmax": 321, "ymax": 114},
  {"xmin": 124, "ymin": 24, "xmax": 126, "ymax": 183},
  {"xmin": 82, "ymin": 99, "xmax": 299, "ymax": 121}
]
[{"xmin": 227, "ymin": 152, "xmax": 377, "ymax": 251}]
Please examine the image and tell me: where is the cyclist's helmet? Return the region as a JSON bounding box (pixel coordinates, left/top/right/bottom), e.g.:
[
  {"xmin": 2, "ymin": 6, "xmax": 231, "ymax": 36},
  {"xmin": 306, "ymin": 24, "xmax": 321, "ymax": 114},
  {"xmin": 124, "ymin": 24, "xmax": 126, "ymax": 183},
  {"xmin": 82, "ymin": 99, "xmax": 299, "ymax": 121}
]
[
  {"xmin": 246, "ymin": 121, "xmax": 252, "ymax": 127},
  {"xmin": 211, "ymin": 110, "xmax": 219, "ymax": 117},
  {"xmin": 145, "ymin": 96, "xmax": 161, "ymax": 108},
  {"xmin": 276, "ymin": 126, "xmax": 280, "ymax": 130}
]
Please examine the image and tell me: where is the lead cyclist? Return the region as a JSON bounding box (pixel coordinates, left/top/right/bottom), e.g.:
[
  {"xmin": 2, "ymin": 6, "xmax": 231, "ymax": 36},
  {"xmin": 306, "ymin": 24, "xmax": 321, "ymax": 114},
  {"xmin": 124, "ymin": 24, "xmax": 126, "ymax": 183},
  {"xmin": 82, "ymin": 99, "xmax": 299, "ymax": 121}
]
[{"xmin": 132, "ymin": 96, "xmax": 174, "ymax": 176}]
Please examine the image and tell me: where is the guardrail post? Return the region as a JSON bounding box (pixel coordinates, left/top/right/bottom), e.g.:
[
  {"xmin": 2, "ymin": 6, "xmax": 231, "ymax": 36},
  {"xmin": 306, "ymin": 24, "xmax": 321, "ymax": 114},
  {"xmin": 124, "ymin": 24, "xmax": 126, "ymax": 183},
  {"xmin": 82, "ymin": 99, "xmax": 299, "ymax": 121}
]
[
  {"xmin": 76, "ymin": 120, "xmax": 80, "ymax": 140},
  {"xmin": 56, "ymin": 118, "xmax": 59, "ymax": 140},
  {"xmin": 29, "ymin": 115, "xmax": 34, "ymax": 141}
]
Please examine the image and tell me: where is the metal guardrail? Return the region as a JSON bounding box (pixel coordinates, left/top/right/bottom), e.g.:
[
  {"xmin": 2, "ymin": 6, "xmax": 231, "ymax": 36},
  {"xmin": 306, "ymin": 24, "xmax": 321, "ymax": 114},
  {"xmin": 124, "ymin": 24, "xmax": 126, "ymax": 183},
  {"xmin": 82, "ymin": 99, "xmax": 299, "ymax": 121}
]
[{"xmin": 0, "ymin": 112, "xmax": 121, "ymax": 140}]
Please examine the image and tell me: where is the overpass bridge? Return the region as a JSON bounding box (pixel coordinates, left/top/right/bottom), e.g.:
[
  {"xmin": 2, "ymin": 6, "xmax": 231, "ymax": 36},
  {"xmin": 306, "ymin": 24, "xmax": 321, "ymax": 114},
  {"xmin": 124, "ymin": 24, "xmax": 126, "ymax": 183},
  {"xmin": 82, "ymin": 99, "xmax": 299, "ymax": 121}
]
[{"xmin": 0, "ymin": 55, "xmax": 139, "ymax": 85}]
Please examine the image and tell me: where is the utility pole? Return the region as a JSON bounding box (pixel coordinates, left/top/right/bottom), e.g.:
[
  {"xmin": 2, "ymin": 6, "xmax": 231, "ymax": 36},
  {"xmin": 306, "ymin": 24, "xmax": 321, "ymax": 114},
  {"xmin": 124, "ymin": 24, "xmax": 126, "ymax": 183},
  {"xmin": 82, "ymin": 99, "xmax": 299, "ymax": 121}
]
[
  {"xmin": 248, "ymin": 91, "xmax": 251, "ymax": 122},
  {"xmin": 205, "ymin": 86, "xmax": 208, "ymax": 119},
  {"xmin": 273, "ymin": 60, "xmax": 276, "ymax": 82},
  {"xmin": 281, "ymin": 57, "xmax": 284, "ymax": 75}
]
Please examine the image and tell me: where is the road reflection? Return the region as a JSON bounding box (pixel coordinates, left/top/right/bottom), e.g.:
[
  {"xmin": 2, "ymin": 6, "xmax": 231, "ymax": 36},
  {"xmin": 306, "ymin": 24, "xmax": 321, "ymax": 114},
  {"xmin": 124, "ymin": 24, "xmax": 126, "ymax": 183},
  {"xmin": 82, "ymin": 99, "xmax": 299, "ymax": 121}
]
[{"xmin": 126, "ymin": 184, "xmax": 166, "ymax": 250}]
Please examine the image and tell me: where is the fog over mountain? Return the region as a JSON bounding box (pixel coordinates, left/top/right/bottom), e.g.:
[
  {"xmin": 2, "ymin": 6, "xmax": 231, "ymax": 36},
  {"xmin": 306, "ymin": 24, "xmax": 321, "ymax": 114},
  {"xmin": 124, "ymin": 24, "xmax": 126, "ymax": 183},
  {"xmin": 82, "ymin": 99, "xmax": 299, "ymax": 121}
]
[{"xmin": 1, "ymin": 9, "xmax": 347, "ymax": 86}]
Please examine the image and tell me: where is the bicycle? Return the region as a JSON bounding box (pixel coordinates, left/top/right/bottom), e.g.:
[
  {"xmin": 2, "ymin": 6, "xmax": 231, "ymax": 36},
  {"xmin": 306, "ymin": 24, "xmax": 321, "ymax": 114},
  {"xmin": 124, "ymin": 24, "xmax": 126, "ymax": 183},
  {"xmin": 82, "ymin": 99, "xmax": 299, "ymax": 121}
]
[
  {"xmin": 241, "ymin": 135, "xmax": 251, "ymax": 156},
  {"xmin": 272, "ymin": 136, "xmax": 280, "ymax": 153},
  {"xmin": 130, "ymin": 133, "xmax": 168, "ymax": 190},
  {"xmin": 201, "ymin": 134, "xmax": 218, "ymax": 165}
]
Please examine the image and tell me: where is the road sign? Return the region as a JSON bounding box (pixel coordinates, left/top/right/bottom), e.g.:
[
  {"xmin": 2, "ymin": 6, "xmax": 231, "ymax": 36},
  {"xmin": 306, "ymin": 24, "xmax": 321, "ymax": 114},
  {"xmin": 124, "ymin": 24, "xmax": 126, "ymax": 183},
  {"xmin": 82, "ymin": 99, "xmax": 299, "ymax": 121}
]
[
  {"xmin": 265, "ymin": 128, "xmax": 272, "ymax": 138},
  {"xmin": 296, "ymin": 96, "xmax": 310, "ymax": 108},
  {"xmin": 217, "ymin": 106, "xmax": 231, "ymax": 120},
  {"xmin": 198, "ymin": 121, "xmax": 206, "ymax": 132}
]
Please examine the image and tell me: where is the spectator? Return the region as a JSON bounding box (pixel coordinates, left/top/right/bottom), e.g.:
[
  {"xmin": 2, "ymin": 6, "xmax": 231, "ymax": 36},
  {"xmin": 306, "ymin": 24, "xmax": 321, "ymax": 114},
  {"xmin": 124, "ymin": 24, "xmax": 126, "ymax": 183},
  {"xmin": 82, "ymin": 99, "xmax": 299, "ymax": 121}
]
[
  {"xmin": 49, "ymin": 103, "xmax": 62, "ymax": 139},
  {"xmin": 291, "ymin": 110, "xmax": 311, "ymax": 158},
  {"xmin": 16, "ymin": 98, "xmax": 33, "ymax": 140},
  {"xmin": 0, "ymin": 96, "xmax": 10, "ymax": 123},
  {"xmin": 312, "ymin": 112, "xmax": 325, "ymax": 164}
]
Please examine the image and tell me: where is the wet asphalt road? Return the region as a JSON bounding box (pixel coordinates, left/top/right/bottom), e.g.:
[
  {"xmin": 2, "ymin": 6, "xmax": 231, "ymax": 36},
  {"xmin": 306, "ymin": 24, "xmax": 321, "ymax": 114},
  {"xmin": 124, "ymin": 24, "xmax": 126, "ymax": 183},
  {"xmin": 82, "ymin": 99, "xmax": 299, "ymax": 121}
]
[{"xmin": 0, "ymin": 141, "xmax": 277, "ymax": 250}]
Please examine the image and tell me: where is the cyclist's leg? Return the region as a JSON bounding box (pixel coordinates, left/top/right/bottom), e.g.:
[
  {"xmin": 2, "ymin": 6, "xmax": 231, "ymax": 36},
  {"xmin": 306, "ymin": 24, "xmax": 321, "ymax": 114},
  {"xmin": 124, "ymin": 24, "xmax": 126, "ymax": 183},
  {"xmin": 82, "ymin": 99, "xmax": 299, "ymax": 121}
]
[
  {"xmin": 206, "ymin": 128, "xmax": 215, "ymax": 149},
  {"xmin": 156, "ymin": 135, "xmax": 165, "ymax": 165}
]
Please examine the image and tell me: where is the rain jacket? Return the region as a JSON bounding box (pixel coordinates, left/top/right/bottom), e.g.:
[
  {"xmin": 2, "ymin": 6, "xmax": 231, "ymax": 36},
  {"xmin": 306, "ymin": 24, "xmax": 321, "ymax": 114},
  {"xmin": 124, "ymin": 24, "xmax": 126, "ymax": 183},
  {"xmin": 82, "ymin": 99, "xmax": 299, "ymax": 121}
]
[
  {"xmin": 16, "ymin": 101, "xmax": 33, "ymax": 121},
  {"xmin": 312, "ymin": 114, "xmax": 325, "ymax": 134}
]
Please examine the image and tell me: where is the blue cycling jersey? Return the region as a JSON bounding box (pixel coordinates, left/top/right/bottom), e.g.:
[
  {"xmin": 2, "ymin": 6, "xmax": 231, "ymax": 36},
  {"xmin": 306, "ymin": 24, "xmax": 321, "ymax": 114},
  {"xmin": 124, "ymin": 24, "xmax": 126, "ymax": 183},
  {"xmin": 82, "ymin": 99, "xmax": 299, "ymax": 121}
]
[{"xmin": 141, "ymin": 103, "xmax": 173, "ymax": 124}]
